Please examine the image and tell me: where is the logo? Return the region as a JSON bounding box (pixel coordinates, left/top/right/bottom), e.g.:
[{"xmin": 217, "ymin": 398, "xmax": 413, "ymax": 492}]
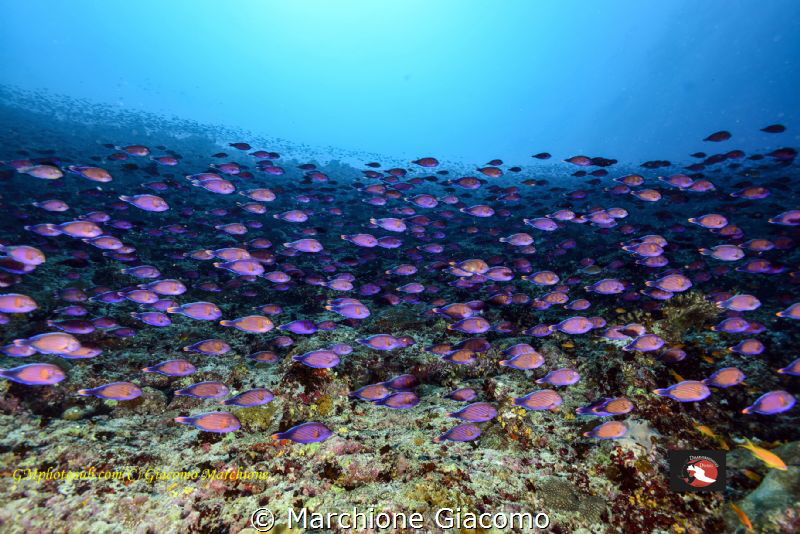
[{"xmin": 669, "ymin": 450, "xmax": 726, "ymax": 492}]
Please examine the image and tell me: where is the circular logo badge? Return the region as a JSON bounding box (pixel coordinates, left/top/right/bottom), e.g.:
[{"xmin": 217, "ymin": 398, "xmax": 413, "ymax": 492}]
[{"xmin": 681, "ymin": 456, "xmax": 719, "ymax": 488}]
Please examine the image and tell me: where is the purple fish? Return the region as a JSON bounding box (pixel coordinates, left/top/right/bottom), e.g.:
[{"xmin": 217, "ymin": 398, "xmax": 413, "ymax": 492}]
[
  {"xmin": 357, "ymin": 334, "xmax": 405, "ymax": 350},
  {"xmin": 167, "ymin": 302, "xmax": 222, "ymax": 320},
  {"xmin": 0, "ymin": 343, "xmax": 32, "ymax": 357},
  {"xmin": 624, "ymin": 334, "xmax": 665, "ymax": 352},
  {"xmin": 350, "ymin": 383, "xmax": 392, "ymax": 401},
  {"xmin": 777, "ymin": 358, "xmax": 800, "ymax": 376},
  {"xmin": 513, "ymin": 389, "xmax": 562, "ymax": 410},
  {"xmin": 447, "ymin": 317, "xmax": 491, "ymax": 334},
  {"xmin": 142, "ymin": 359, "xmax": 196, "ymax": 376},
  {"xmin": 449, "ymin": 402, "xmax": 497, "ymax": 422},
  {"xmin": 586, "ymin": 279, "xmax": 625, "ymax": 295},
  {"xmin": 729, "ymin": 339, "xmax": 764, "ymax": 356},
  {"xmin": 713, "ymin": 317, "xmax": 750, "ymax": 333},
  {"xmin": 131, "ymin": 311, "xmax": 172, "ymax": 326},
  {"xmin": 183, "ymin": 339, "xmax": 231, "ymax": 355},
  {"xmin": 742, "ymin": 390, "xmax": 795, "ymax": 415},
  {"xmin": 175, "ymin": 381, "xmax": 229, "ymax": 399},
  {"xmin": 536, "ymin": 368, "xmax": 581, "ymax": 386},
  {"xmin": 703, "ymin": 367, "xmax": 746, "ymax": 388},
  {"xmin": 584, "ymin": 421, "xmax": 628, "ymax": 439},
  {"xmin": 0, "ymin": 293, "xmax": 38, "ymax": 313},
  {"xmin": 653, "ymin": 381, "xmax": 711, "ymax": 402},
  {"xmin": 523, "ymin": 217, "xmax": 558, "ymax": 231},
  {"xmin": 382, "ymin": 374, "xmax": 420, "ymax": 390},
  {"xmin": 326, "ymin": 300, "xmax": 370, "ymax": 319},
  {"xmin": 434, "ymin": 423, "xmax": 481, "ymax": 443},
  {"xmin": 78, "ymin": 381, "xmax": 142, "ymax": 400},
  {"xmin": 446, "ymin": 388, "xmax": 477, "ymax": 402},
  {"xmin": 554, "ymin": 316, "xmax": 593, "ymax": 334},
  {"xmin": 175, "ymin": 412, "xmax": 240, "ymax": 433},
  {"xmin": 576, "ymin": 397, "xmax": 634, "ymax": 416},
  {"xmin": 46, "ymin": 319, "xmax": 95, "ymax": 334},
  {"xmin": 0, "ymin": 363, "xmax": 66, "ymax": 385},
  {"xmin": 119, "ymin": 194, "xmax": 169, "ymax": 212},
  {"xmin": 292, "ymin": 350, "xmax": 340, "ymax": 368},
  {"xmin": 223, "ymin": 388, "xmax": 275, "ymax": 407},
  {"xmin": 272, "ymin": 422, "xmax": 332, "ymax": 443},
  {"xmin": 328, "ymin": 343, "xmax": 353, "ymax": 355},
  {"xmin": 285, "ymin": 238, "xmax": 323, "ymax": 253},
  {"xmin": 279, "ymin": 319, "xmax": 318, "ymax": 334},
  {"xmin": 376, "ymin": 391, "xmax": 420, "ymax": 409}
]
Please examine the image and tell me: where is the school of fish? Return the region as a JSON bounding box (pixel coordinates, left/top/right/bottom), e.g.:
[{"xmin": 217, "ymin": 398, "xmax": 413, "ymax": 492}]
[{"xmin": 0, "ymin": 125, "xmax": 798, "ymax": 452}]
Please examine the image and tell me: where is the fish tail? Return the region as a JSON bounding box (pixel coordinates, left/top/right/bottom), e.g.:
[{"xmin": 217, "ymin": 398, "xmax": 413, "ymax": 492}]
[
  {"xmin": 652, "ymin": 388, "xmax": 666, "ymax": 395},
  {"xmin": 499, "ymin": 360, "xmax": 508, "ymax": 366},
  {"xmin": 166, "ymin": 307, "xmax": 179, "ymax": 313},
  {"xmin": 174, "ymin": 417, "xmax": 190, "ymax": 424},
  {"xmin": 77, "ymin": 389, "xmax": 90, "ymax": 396},
  {"xmin": 220, "ymin": 320, "xmax": 231, "ymax": 326}
]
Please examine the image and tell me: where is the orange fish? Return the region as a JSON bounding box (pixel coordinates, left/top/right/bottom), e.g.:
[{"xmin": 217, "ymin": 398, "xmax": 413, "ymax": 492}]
[{"xmin": 730, "ymin": 503, "xmax": 753, "ymax": 532}]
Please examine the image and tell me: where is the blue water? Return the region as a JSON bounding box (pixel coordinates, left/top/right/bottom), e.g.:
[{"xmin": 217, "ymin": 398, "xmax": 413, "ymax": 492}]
[
  {"xmin": 2, "ymin": 0, "xmax": 798, "ymax": 163},
  {"xmin": 1, "ymin": 3, "xmax": 800, "ymax": 533}
]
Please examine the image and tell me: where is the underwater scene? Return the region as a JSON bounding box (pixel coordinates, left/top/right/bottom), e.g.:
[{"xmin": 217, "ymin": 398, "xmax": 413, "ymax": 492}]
[{"xmin": 1, "ymin": 1, "xmax": 799, "ymax": 532}]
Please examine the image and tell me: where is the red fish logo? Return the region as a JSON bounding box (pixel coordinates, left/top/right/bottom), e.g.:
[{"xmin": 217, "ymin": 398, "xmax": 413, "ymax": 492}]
[
  {"xmin": 681, "ymin": 456, "xmax": 719, "ymax": 488},
  {"xmin": 669, "ymin": 450, "xmax": 726, "ymax": 492}
]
